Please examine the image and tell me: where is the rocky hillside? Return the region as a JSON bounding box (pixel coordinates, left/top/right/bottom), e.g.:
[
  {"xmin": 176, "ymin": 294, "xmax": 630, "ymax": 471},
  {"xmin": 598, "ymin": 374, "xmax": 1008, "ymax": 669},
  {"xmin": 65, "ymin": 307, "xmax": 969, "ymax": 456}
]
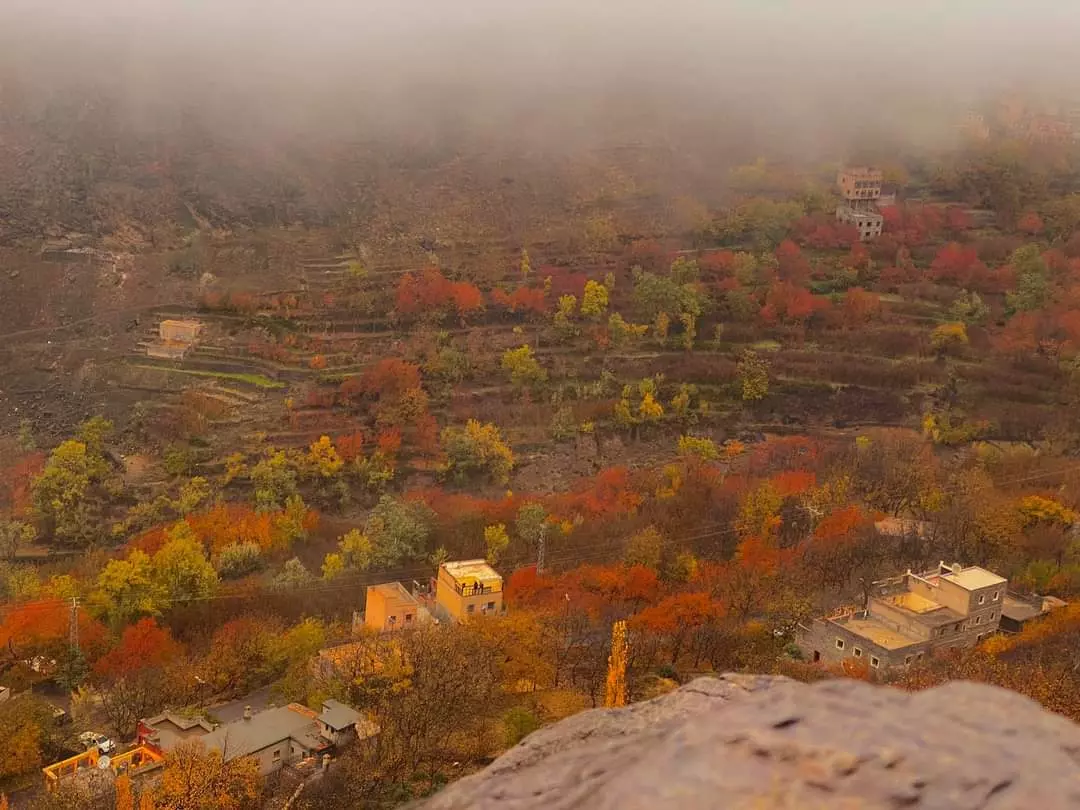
[{"xmin": 417, "ymin": 674, "xmax": 1080, "ymax": 810}]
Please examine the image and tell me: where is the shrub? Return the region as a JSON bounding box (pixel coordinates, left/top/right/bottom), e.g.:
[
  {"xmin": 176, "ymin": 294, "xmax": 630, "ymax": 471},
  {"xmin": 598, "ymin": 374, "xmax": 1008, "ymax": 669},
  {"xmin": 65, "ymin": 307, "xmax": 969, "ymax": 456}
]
[{"xmin": 215, "ymin": 543, "xmax": 264, "ymax": 579}]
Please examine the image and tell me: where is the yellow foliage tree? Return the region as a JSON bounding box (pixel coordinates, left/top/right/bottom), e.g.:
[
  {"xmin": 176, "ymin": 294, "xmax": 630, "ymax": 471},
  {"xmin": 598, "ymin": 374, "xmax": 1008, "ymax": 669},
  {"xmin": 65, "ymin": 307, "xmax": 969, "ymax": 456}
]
[
  {"xmin": 157, "ymin": 741, "xmax": 261, "ymax": 810},
  {"xmin": 1018, "ymin": 495, "xmax": 1079, "ymax": 527},
  {"xmin": 306, "ymin": 436, "xmax": 343, "ymax": 479},
  {"xmin": 605, "ymin": 621, "xmax": 628, "ymax": 708},
  {"xmin": 930, "ymin": 321, "xmax": 969, "ymax": 354},
  {"xmin": 115, "ymin": 774, "xmax": 134, "ymax": 810},
  {"xmin": 581, "ymin": 280, "xmax": 610, "ymax": 319},
  {"xmin": 484, "ymin": 524, "xmax": 510, "ymax": 564}
]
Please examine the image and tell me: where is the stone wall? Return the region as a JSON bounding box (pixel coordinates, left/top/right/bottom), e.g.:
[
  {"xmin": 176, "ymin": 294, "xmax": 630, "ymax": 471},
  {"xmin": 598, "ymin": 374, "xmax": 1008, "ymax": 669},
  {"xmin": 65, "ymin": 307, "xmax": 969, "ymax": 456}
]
[{"xmin": 416, "ymin": 674, "xmax": 1080, "ymax": 810}]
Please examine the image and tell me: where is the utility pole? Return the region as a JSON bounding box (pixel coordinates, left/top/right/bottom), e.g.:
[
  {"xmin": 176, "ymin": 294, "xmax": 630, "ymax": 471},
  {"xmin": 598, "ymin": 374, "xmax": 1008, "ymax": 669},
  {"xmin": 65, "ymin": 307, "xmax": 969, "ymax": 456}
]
[{"xmin": 69, "ymin": 596, "xmax": 79, "ymax": 656}]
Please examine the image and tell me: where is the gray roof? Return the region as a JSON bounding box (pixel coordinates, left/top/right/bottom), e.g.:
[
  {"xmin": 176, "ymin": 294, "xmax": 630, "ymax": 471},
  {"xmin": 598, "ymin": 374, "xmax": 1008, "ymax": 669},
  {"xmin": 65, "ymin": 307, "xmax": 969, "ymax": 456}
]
[
  {"xmin": 202, "ymin": 705, "xmax": 327, "ymax": 761},
  {"xmin": 319, "ymin": 700, "xmax": 361, "ymax": 731}
]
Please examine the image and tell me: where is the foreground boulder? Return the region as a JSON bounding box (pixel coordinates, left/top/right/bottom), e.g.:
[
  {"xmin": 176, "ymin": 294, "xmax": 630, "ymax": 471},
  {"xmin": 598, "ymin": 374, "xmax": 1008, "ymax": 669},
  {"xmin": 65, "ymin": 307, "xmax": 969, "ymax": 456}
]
[{"xmin": 417, "ymin": 673, "xmax": 1080, "ymax": 809}]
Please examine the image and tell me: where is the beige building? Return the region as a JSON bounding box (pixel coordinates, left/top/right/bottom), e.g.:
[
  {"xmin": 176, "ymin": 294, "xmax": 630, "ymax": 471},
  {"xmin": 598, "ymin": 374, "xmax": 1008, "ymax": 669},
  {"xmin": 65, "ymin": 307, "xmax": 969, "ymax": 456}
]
[
  {"xmin": 435, "ymin": 560, "xmax": 503, "ymax": 622},
  {"xmin": 797, "ymin": 562, "xmax": 1007, "ymax": 670},
  {"xmin": 364, "ymin": 582, "xmax": 427, "ymax": 632},
  {"xmin": 835, "ymin": 167, "xmax": 885, "ymax": 242}
]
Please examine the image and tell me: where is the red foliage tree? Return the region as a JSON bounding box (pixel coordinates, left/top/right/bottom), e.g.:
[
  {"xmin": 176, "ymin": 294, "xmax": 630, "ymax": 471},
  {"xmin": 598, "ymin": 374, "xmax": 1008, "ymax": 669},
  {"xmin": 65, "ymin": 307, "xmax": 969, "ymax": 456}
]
[
  {"xmin": 841, "ymin": 287, "xmax": 881, "ymax": 328},
  {"xmin": 1018, "ymin": 211, "xmax": 1045, "ymax": 236},
  {"xmin": 0, "ymin": 602, "xmax": 107, "ymax": 663},
  {"xmin": 359, "ymin": 358, "xmax": 422, "ymax": 402},
  {"xmin": 930, "ymin": 243, "xmax": 988, "ymax": 288},
  {"xmin": 945, "ymin": 206, "xmax": 973, "ymax": 234},
  {"xmin": 335, "ymin": 431, "xmax": 365, "ymax": 463},
  {"xmin": 760, "ymin": 281, "xmax": 822, "ymax": 325},
  {"xmin": 395, "ymin": 267, "xmax": 484, "ymax": 319},
  {"xmin": 94, "ymin": 619, "xmax": 182, "ymax": 679},
  {"xmin": 775, "ymin": 240, "xmax": 811, "ymax": 285}
]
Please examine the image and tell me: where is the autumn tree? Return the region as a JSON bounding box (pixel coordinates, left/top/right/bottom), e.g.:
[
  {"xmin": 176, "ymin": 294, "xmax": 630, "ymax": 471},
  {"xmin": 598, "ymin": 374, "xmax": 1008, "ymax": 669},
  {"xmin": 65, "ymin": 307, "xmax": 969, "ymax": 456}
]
[
  {"xmin": 630, "ymin": 593, "xmax": 720, "ymax": 664},
  {"xmin": 441, "ymin": 420, "xmax": 514, "ymax": 485},
  {"xmin": 156, "ymin": 740, "xmax": 261, "ymax": 810},
  {"xmin": 197, "ymin": 617, "xmax": 286, "ymax": 696},
  {"xmin": 580, "ymin": 280, "xmax": 610, "ymax": 319},
  {"xmin": 500, "ymin": 345, "xmax": 547, "ymax": 390},
  {"xmin": 484, "ymin": 524, "xmax": 510, "ymax": 565},
  {"xmin": 364, "ymin": 496, "xmax": 434, "ymax": 568},
  {"xmin": 736, "ymin": 350, "xmax": 770, "ymax": 401},
  {"xmin": 32, "ymin": 437, "xmax": 112, "ymax": 546},
  {"xmin": 93, "ymin": 619, "xmax": 184, "ymax": 737}
]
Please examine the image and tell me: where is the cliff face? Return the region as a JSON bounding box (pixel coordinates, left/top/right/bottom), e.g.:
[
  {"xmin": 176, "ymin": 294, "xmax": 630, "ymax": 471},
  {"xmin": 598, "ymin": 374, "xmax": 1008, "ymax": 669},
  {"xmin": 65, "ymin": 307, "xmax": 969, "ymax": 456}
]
[{"xmin": 417, "ymin": 674, "xmax": 1080, "ymax": 810}]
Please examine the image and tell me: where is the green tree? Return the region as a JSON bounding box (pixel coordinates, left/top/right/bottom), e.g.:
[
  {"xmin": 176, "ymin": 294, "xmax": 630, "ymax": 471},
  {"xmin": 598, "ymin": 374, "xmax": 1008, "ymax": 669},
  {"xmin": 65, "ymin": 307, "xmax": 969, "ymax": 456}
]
[
  {"xmin": 0, "ymin": 521, "xmax": 34, "ymax": 560},
  {"xmin": 250, "ymin": 450, "xmax": 298, "ymax": 512},
  {"xmin": 949, "ymin": 290, "xmax": 989, "ymax": 325},
  {"xmin": 678, "ymin": 435, "xmax": 719, "ymax": 461},
  {"xmin": 273, "ymin": 558, "xmax": 315, "ymax": 589},
  {"xmin": 326, "ymin": 528, "xmax": 373, "ymax": 577},
  {"xmin": 1006, "ymin": 244, "xmax": 1050, "ymax": 315},
  {"xmin": 581, "ymin": 280, "xmax": 610, "ymax": 319},
  {"xmin": 501, "ymin": 345, "xmax": 548, "ymax": 389},
  {"xmin": 215, "ymin": 543, "xmax": 263, "ymax": 579},
  {"xmin": 520, "ymin": 248, "xmax": 532, "ymax": 279},
  {"xmin": 152, "ymin": 524, "xmax": 218, "ymax": 603},
  {"xmin": 484, "ymin": 524, "xmax": 510, "ymax": 564},
  {"xmin": 625, "ymin": 526, "xmax": 664, "ymax": 570},
  {"xmin": 75, "ymin": 416, "xmax": 113, "ymax": 456},
  {"xmin": 736, "ymin": 350, "xmax": 770, "ymax": 401},
  {"xmin": 365, "ymin": 496, "xmax": 434, "ymax": 568},
  {"xmin": 515, "ymin": 502, "xmax": 548, "ymax": 551}
]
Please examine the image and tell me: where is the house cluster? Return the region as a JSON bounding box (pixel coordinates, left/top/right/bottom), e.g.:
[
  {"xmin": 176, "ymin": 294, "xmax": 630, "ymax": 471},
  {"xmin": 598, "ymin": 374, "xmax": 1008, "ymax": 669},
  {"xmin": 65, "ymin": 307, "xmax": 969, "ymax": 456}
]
[
  {"xmin": 797, "ymin": 561, "xmax": 1065, "ymax": 671},
  {"xmin": 136, "ymin": 699, "xmax": 374, "ymax": 777},
  {"xmin": 360, "ymin": 558, "xmax": 504, "ymax": 633}
]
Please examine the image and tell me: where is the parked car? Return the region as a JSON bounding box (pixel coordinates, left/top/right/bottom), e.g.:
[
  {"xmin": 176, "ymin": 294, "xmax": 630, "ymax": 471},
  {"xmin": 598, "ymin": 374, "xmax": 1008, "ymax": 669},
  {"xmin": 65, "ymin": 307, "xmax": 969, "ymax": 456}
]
[{"xmin": 78, "ymin": 731, "xmax": 115, "ymax": 755}]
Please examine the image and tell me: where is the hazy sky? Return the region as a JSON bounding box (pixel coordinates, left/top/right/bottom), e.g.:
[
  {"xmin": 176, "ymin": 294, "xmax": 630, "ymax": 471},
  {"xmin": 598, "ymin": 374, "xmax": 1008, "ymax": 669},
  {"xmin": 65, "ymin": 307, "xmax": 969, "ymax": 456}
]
[{"xmin": 2, "ymin": 2, "xmax": 1077, "ymax": 156}]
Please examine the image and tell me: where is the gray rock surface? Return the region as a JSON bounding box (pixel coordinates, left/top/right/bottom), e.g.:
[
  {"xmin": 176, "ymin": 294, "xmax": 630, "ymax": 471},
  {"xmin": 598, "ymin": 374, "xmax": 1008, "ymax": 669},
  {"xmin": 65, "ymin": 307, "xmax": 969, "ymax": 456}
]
[{"xmin": 417, "ymin": 674, "xmax": 1080, "ymax": 809}]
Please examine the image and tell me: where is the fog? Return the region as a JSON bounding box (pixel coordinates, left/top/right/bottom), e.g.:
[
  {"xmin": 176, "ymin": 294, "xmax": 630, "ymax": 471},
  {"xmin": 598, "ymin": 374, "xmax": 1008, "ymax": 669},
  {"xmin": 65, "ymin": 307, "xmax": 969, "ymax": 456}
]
[{"xmin": 2, "ymin": 1, "xmax": 1080, "ymax": 160}]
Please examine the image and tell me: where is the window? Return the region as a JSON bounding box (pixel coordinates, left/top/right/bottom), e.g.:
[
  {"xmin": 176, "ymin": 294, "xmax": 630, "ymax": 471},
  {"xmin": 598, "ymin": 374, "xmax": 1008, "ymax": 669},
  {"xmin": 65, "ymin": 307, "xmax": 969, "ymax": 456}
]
[
  {"xmin": 853, "ymin": 647, "xmax": 863, "ymax": 658},
  {"xmin": 835, "ymin": 638, "xmax": 845, "ymax": 650},
  {"xmin": 975, "ymin": 615, "xmax": 982, "ymax": 625},
  {"xmin": 273, "ymin": 749, "xmax": 281, "ymax": 762},
  {"xmin": 917, "ymin": 652, "xmax": 924, "ymax": 661},
  {"xmin": 467, "ymin": 604, "xmax": 475, "ymax": 614},
  {"xmin": 978, "ymin": 594, "xmax": 985, "ymax": 605},
  {"xmin": 905, "ymin": 655, "xmax": 913, "ymax": 665},
  {"xmin": 976, "ymin": 634, "xmax": 983, "ymax": 643},
  {"xmin": 955, "ymin": 623, "xmax": 962, "ymax": 632},
  {"xmin": 487, "ymin": 601, "xmax": 496, "ymax": 611},
  {"xmin": 993, "ymin": 590, "xmax": 1000, "ymax": 601},
  {"xmin": 870, "ymin": 656, "xmax": 881, "ymax": 668},
  {"xmin": 404, "ymin": 613, "xmax": 414, "ymax": 624},
  {"xmin": 989, "ymin": 611, "xmax": 996, "ymax": 620}
]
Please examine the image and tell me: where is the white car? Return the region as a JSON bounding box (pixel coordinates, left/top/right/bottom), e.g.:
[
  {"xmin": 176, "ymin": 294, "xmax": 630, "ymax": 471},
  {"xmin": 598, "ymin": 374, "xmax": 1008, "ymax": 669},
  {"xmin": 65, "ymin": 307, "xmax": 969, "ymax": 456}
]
[{"xmin": 78, "ymin": 731, "xmax": 115, "ymax": 755}]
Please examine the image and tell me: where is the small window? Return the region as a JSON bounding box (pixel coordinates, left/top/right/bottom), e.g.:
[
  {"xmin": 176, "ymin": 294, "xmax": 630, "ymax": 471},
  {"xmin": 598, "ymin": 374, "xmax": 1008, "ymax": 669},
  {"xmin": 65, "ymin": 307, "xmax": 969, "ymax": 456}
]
[
  {"xmin": 976, "ymin": 634, "xmax": 983, "ymax": 643},
  {"xmin": 990, "ymin": 611, "xmax": 996, "ymax": 620},
  {"xmin": 467, "ymin": 604, "xmax": 475, "ymax": 614},
  {"xmin": 853, "ymin": 647, "xmax": 863, "ymax": 658},
  {"xmin": 404, "ymin": 613, "xmax": 414, "ymax": 624},
  {"xmin": 975, "ymin": 615, "xmax": 982, "ymax": 625},
  {"xmin": 486, "ymin": 601, "xmax": 496, "ymax": 610},
  {"xmin": 870, "ymin": 656, "xmax": 881, "ymax": 668},
  {"xmin": 917, "ymin": 652, "xmax": 924, "ymax": 660},
  {"xmin": 835, "ymin": 638, "xmax": 845, "ymax": 650},
  {"xmin": 273, "ymin": 749, "xmax": 281, "ymax": 762},
  {"xmin": 955, "ymin": 623, "xmax": 962, "ymax": 632},
  {"xmin": 904, "ymin": 655, "xmax": 913, "ymax": 665},
  {"xmin": 993, "ymin": 591, "xmax": 1000, "ymax": 601},
  {"xmin": 978, "ymin": 594, "xmax": 985, "ymax": 605}
]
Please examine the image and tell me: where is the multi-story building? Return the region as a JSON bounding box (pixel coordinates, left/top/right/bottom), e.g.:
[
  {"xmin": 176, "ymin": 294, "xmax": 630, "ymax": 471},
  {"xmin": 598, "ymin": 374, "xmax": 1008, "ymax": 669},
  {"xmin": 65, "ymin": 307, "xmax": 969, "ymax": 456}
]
[
  {"xmin": 797, "ymin": 562, "xmax": 1007, "ymax": 671},
  {"xmin": 835, "ymin": 167, "xmax": 884, "ymax": 242},
  {"xmin": 435, "ymin": 559, "xmax": 503, "ymax": 622},
  {"xmin": 364, "ymin": 581, "xmax": 428, "ymax": 632}
]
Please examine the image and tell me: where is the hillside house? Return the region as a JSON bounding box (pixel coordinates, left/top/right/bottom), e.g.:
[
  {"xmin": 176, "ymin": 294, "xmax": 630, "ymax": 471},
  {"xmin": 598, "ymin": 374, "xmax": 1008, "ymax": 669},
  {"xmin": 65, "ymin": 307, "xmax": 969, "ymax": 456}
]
[
  {"xmin": 835, "ymin": 167, "xmax": 884, "ymax": 242},
  {"xmin": 137, "ymin": 711, "xmax": 216, "ymax": 752},
  {"xmin": 198, "ymin": 700, "xmax": 372, "ymax": 776},
  {"xmin": 364, "ymin": 581, "xmax": 430, "ymax": 632},
  {"xmin": 797, "ymin": 562, "xmax": 1007, "ymax": 670},
  {"xmin": 147, "ymin": 319, "xmax": 202, "ymax": 359},
  {"xmin": 435, "ymin": 560, "xmax": 503, "ymax": 622}
]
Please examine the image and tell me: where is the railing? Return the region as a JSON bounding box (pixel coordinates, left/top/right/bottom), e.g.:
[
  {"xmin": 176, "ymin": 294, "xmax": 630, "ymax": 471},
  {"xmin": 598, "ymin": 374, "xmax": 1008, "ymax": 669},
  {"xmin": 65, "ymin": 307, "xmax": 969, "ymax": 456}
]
[{"xmin": 454, "ymin": 582, "xmax": 498, "ymax": 597}]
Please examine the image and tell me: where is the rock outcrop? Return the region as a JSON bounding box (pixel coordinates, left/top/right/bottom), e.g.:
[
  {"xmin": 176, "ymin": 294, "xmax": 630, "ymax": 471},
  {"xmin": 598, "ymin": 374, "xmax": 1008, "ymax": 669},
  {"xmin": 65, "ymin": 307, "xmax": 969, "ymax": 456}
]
[{"xmin": 417, "ymin": 674, "xmax": 1080, "ymax": 809}]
